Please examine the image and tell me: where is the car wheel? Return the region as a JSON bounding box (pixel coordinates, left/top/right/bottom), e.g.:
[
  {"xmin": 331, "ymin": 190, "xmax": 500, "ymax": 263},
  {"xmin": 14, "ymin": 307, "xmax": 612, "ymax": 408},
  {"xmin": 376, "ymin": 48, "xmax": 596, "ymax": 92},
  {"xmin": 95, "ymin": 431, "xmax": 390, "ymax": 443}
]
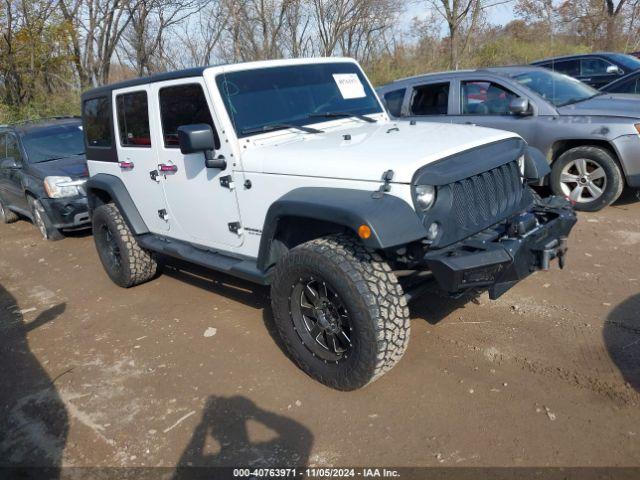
[
  {"xmin": 550, "ymin": 146, "xmax": 624, "ymax": 212},
  {"xmin": 0, "ymin": 197, "xmax": 19, "ymax": 224},
  {"xmin": 270, "ymin": 234, "xmax": 410, "ymax": 390},
  {"xmin": 92, "ymin": 203, "xmax": 160, "ymax": 288},
  {"xmin": 28, "ymin": 197, "xmax": 64, "ymax": 241}
]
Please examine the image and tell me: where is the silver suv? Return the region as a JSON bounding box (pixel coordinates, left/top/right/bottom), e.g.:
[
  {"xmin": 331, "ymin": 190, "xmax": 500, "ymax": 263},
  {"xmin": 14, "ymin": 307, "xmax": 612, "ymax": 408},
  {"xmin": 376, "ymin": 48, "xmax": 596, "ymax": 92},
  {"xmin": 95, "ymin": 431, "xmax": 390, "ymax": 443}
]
[{"xmin": 378, "ymin": 66, "xmax": 640, "ymax": 211}]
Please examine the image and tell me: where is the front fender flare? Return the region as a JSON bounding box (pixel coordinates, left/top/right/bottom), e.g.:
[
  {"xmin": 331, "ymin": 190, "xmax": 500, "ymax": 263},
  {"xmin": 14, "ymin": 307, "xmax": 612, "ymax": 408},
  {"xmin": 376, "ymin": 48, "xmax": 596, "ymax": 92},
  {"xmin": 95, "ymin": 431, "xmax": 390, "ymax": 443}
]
[
  {"xmin": 257, "ymin": 187, "xmax": 427, "ymax": 270},
  {"xmin": 86, "ymin": 174, "xmax": 148, "ymax": 235}
]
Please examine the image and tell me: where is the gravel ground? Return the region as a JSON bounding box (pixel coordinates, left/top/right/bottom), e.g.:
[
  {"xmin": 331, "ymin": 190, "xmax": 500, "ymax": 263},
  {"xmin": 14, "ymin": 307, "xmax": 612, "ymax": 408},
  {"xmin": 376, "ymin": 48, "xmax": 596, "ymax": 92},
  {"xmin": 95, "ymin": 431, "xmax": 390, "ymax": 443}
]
[{"xmin": 1, "ymin": 195, "xmax": 639, "ymax": 471}]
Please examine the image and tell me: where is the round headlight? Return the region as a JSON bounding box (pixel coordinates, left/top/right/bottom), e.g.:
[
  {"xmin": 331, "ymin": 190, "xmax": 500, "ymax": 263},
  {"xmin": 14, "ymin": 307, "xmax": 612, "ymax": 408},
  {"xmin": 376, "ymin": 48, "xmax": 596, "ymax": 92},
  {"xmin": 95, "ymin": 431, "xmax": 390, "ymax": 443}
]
[{"xmin": 415, "ymin": 184, "xmax": 436, "ymax": 211}]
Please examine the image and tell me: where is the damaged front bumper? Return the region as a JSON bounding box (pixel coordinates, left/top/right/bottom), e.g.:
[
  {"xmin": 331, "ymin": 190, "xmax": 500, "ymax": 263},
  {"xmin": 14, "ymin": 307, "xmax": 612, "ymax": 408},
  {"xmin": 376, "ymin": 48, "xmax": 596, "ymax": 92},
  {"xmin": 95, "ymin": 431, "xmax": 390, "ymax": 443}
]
[{"xmin": 423, "ymin": 197, "xmax": 577, "ymax": 300}]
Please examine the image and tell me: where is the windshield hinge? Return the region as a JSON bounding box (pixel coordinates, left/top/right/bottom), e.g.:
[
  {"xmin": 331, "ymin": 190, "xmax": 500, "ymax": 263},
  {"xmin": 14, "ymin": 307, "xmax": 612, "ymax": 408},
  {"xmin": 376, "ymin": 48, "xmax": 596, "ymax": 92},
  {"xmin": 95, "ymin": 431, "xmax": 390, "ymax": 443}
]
[
  {"xmin": 220, "ymin": 175, "xmax": 234, "ymax": 190},
  {"xmin": 372, "ymin": 170, "xmax": 394, "ymax": 199}
]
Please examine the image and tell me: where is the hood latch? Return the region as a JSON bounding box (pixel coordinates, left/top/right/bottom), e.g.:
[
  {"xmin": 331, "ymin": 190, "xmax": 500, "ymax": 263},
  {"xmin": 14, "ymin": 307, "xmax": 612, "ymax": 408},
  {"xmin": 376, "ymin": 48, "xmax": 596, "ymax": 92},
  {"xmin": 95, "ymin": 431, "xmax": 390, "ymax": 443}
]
[{"xmin": 372, "ymin": 170, "xmax": 394, "ymax": 199}]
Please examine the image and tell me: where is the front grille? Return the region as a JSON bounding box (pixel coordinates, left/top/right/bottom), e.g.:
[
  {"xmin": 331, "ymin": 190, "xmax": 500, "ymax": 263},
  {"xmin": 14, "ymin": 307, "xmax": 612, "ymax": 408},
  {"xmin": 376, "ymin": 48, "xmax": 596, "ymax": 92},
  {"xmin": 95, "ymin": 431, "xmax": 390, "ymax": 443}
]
[{"xmin": 450, "ymin": 160, "xmax": 523, "ymax": 229}]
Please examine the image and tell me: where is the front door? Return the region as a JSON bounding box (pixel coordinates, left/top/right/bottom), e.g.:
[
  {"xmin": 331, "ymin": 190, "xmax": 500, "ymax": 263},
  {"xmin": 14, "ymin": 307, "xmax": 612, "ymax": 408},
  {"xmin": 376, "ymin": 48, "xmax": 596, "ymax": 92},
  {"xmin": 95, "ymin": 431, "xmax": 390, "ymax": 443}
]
[
  {"xmin": 448, "ymin": 79, "xmax": 538, "ymax": 145},
  {"xmin": 112, "ymin": 86, "xmax": 169, "ymax": 232},
  {"xmin": 150, "ymin": 78, "xmax": 243, "ymax": 249}
]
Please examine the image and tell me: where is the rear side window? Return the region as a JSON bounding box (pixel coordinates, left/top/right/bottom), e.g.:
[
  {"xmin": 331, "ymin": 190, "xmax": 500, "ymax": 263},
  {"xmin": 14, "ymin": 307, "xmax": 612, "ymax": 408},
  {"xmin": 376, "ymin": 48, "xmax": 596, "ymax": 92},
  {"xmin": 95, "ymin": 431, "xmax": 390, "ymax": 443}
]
[
  {"xmin": 6, "ymin": 134, "xmax": 22, "ymax": 161},
  {"xmin": 549, "ymin": 60, "xmax": 580, "ymax": 77},
  {"xmin": 383, "ymin": 89, "xmax": 406, "ymax": 117},
  {"xmin": 410, "ymin": 83, "xmax": 449, "ymax": 115},
  {"xmin": 159, "ymin": 84, "xmax": 220, "ymax": 149},
  {"xmin": 83, "ymin": 97, "xmax": 112, "ymax": 147},
  {"xmin": 117, "ymin": 91, "xmax": 151, "ymax": 147}
]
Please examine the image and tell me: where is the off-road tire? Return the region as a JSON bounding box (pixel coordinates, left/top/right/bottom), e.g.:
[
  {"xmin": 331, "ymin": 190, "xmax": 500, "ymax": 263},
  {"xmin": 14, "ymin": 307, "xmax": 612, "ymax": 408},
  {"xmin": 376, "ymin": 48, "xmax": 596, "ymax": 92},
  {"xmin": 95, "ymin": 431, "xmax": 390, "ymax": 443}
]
[
  {"xmin": 28, "ymin": 197, "xmax": 64, "ymax": 241},
  {"xmin": 92, "ymin": 203, "xmax": 160, "ymax": 288},
  {"xmin": 550, "ymin": 146, "xmax": 624, "ymax": 212},
  {"xmin": 0, "ymin": 197, "xmax": 19, "ymax": 224},
  {"xmin": 270, "ymin": 234, "xmax": 410, "ymax": 390}
]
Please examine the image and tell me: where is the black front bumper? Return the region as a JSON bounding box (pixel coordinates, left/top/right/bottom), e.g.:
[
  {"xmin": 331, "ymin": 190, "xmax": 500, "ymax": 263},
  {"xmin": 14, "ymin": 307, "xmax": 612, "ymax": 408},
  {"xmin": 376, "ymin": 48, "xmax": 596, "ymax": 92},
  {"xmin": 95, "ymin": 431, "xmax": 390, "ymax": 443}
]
[
  {"xmin": 423, "ymin": 198, "xmax": 577, "ymax": 300},
  {"xmin": 40, "ymin": 196, "xmax": 90, "ymax": 230}
]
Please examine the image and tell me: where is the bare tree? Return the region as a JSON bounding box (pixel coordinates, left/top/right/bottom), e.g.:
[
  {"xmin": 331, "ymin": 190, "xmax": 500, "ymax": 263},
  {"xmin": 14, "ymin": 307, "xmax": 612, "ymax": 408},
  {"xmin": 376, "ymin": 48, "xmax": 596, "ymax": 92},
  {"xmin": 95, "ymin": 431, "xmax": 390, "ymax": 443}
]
[
  {"xmin": 170, "ymin": 0, "xmax": 226, "ymax": 68},
  {"xmin": 122, "ymin": 0, "xmax": 204, "ymax": 76},
  {"xmin": 58, "ymin": 0, "xmax": 135, "ymax": 87}
]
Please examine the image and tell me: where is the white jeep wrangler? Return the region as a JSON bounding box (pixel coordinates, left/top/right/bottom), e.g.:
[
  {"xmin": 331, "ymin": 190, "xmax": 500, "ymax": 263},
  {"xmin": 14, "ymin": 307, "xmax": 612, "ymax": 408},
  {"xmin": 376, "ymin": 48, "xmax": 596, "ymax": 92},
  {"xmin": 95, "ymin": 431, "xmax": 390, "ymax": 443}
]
[{"xmin": 82, "ymin": 58, "xmax": 576, "ymax": 390}]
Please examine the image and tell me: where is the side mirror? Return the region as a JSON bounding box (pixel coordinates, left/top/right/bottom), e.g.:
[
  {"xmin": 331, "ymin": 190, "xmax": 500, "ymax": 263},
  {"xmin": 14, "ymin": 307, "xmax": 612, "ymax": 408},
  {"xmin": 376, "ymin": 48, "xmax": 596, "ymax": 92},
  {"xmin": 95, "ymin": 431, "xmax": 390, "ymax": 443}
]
[
  {"xmin": 509, "ymin": 98, "xmax": 531, "ymax": 116},
  {"xmin": 177, "ymin": 124, "xmax": 226, "ymax": 169},
  {"xmin": 0, "ymin": 156, "xmax": 21, "ymax": 169},
  {"xmin": 606, "ymin": 65, "xmax": 622, "ymax": 75}
]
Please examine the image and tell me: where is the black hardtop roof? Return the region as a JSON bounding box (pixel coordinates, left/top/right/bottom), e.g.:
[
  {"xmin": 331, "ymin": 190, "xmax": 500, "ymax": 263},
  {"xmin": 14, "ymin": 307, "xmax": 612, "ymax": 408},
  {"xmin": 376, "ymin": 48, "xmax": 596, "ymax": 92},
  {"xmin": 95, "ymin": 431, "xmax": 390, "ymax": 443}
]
[
  {"xmin": 0, "ymin": 116, "xmax": 81, "ymax": 135},
  {"xmin": 531, "ymin": 51, "xmax": 627, "ymax": 64},
  {"xmin": 81, "ymin": 66, "xmax": 215, "ymax": 100}
]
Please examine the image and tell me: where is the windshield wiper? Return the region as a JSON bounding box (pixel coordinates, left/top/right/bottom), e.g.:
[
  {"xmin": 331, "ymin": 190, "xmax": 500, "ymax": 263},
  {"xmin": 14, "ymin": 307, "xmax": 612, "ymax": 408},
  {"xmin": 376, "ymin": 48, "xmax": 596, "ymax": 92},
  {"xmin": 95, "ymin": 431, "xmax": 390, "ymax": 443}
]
[
  {"xmin": 36, "ymin": 153, "xmax": 85, "ymax": 163},
  {"xmin": 308, "ymin": 112, "xmax": 377, "ymax": 123},
  {"xmin": 241, "ymin": 123, "xmax": 322, "ymax": 135},
  {"xmin": 559, "ymin": 92, "xmax": 604, "ymax": 107}
]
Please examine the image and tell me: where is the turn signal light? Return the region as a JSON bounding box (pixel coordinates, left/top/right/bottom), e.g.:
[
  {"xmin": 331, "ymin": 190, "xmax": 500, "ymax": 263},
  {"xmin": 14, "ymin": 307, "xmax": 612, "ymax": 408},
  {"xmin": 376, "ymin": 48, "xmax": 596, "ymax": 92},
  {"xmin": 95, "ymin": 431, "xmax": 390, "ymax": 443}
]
[
  {"xmin": 358, "ymin": 224, "xmax": 372, "ymax": 239},
  {"xmin": 635, "ymin": 124, "xmax": 640, "ymax": 135}
]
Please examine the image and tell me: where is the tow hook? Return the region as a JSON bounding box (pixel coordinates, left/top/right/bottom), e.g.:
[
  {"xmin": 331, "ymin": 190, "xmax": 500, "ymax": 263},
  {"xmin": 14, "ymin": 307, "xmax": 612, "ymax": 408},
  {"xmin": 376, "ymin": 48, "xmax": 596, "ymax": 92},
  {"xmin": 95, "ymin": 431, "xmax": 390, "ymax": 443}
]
[{"xmin": 540, "ymin": 237, "xmax": 568, "ymax": 270}]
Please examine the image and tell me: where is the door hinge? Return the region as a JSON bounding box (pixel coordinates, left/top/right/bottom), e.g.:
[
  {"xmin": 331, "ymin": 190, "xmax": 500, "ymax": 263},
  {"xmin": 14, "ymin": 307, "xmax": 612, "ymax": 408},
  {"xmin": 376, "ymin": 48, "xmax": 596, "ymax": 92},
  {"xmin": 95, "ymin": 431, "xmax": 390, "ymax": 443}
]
[
  {"xmin": 228, "ymin": 221, "xmax": 242, "ymax": 234},
  {"xmin": 158, "ymin": 209, "xmax": 169, "ymax": 220},
  {"xmin": 150, "ymin": 170, "xmax": 159, "ymax": 182},
  {"xmin": 219, "ymin": 175, "xmax": 234, "ymax": 190}
]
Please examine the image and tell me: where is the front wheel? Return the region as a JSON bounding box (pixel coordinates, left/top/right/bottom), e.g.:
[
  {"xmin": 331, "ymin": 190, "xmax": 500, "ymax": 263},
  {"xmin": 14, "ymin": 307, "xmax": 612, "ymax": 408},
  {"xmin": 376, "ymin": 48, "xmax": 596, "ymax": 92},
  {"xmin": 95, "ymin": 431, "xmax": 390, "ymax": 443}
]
[
  {"xmin": 550, "ymin": 146, "xmax": 624, "ymax": 212},
  {"xmin": 270, "ymin": 234, "xmax": 410, "ymax": 390},
  {"xmin": 29, "ymin": 197, "xmax": 64, "ymax": 241}
]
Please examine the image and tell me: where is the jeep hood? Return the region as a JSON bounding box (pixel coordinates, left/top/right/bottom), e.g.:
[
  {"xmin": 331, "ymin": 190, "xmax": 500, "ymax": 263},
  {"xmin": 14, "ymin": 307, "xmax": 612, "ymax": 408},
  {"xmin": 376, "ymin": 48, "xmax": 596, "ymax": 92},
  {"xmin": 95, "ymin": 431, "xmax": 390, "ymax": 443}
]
[
  {"xmin": 240, "ymin": 122, "xmax": 520, "ymax": 183},
  {"xmin": 557, "ymin": 93, "xmax": 640, "ymax": 120}
]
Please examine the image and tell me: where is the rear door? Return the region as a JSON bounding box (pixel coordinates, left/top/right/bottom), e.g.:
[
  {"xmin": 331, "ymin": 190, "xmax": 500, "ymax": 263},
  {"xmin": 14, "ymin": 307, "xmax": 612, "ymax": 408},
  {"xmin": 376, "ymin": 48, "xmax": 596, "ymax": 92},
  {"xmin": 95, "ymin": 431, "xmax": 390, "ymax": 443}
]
[
  {"xmin": 149, "ymin": 78, "xmax": 243, "ymax": 249},
  {"xmin": 403, "ymin": 81, "xmax": 453, "ymax": 121},
  {"xmin": 112, "ymin": 86, "xmax": 169, "ymax": 232}
]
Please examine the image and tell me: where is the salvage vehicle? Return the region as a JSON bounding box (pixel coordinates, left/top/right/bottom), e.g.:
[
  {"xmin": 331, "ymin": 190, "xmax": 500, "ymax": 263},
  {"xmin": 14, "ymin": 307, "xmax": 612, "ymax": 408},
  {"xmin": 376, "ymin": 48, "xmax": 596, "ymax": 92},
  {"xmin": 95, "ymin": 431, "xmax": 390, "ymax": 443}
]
[
  {"xmin": 82, "ymin": 58, "xmax": 576, "ymax": 390},
  {"xmin": 0, "ymin": 117, "xmax": 89, "ymax": 240},
  {"xmin": 531, "ymin": 52, "xmax": 640, "ymax": 89},
  {"xmin": 377, "ymin": 66, "xmax": 640, "ymax": 211}
]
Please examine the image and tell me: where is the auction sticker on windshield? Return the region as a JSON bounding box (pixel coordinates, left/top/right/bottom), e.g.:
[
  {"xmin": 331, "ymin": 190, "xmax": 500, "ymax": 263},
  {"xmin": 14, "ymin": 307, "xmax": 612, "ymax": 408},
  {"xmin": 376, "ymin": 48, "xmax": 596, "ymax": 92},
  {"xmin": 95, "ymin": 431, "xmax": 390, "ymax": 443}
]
[{"xmin": 333, "ymin": 74, "xmax": 366, "ymax": 99}]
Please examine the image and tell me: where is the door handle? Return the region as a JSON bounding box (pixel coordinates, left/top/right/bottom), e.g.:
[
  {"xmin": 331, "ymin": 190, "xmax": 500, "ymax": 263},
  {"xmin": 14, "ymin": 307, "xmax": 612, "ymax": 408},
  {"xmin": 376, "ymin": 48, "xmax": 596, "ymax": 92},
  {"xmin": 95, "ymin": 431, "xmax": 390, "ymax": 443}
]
[
  {"xmin": 158, "ymin": 164, "xmax": 178, "ymax": 173},
  {"xmin": 119, "ymin": 161, "xmax": 134, "ymax": 170}
]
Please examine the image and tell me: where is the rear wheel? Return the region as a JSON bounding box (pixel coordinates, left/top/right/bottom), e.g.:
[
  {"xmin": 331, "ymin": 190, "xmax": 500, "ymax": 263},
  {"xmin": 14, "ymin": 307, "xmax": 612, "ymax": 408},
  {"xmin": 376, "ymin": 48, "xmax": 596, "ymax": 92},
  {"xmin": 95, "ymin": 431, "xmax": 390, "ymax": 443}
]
[
  {"xmin": 550, "ymin": 146, "xmax": 624, "ymax": 212},
  {"xmin": 92, "ymin": 203, "xmax": 160, "ymax": 288},
  {"xmin": 0, "ymin": 197, "xmax": 19, "ymax": 224},
  {"xmin": 270, "ymin": 234, "xmax": 410, "ymax": 390},
  {"xmin": 28, "ymin": 197, "xmax": 64, "ymax": 241}
]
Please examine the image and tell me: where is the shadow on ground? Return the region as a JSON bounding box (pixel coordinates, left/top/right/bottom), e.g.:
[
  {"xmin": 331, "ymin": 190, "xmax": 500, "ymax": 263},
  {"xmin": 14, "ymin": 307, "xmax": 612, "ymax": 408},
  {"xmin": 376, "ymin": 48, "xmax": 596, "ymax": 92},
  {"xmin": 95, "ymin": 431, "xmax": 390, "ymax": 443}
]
[
  {"xmin": 174, "ymin": 395, "xmax": 312, "ymax": 477},
  {"xmin": 0, "ymin": 283, "xmax": 68, "ymax": 477},
  {"xmin": 604, "ymin": 293, "xmax": 640, "ymax": 392}
]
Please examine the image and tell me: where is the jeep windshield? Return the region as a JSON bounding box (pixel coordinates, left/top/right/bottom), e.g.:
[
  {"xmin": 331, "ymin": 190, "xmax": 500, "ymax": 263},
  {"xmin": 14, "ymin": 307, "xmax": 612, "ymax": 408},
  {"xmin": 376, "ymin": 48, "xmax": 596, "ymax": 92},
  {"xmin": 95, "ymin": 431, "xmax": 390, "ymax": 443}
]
[
  {"xmin": 23, "ymin": 124, "xmax": 86, "ymax": 163},
  {"xmin": 216, "ymin": 62, "xmax": 383, "ymax": 138},
  {"xmin": 514, "ymin": 70, "xmax": 600, "ymax": 107}
]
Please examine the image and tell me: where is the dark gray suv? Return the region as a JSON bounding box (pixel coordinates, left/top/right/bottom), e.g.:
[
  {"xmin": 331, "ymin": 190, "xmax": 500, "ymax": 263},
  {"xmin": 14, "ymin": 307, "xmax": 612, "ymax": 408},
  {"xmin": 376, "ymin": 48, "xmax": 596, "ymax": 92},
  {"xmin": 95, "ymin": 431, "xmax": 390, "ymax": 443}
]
[{"xmin": 377, "ymin": 66, "xmax": 640, "ymax": 211}]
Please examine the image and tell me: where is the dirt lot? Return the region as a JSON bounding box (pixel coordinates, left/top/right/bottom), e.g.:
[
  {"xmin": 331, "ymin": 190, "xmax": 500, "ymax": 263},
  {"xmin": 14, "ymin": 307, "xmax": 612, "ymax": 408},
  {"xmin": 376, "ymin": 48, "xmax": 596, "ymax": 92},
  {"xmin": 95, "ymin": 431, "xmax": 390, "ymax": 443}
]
[{"xmin": 1, "ymin": 194, "xmax": 639, "ymax": 471}]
